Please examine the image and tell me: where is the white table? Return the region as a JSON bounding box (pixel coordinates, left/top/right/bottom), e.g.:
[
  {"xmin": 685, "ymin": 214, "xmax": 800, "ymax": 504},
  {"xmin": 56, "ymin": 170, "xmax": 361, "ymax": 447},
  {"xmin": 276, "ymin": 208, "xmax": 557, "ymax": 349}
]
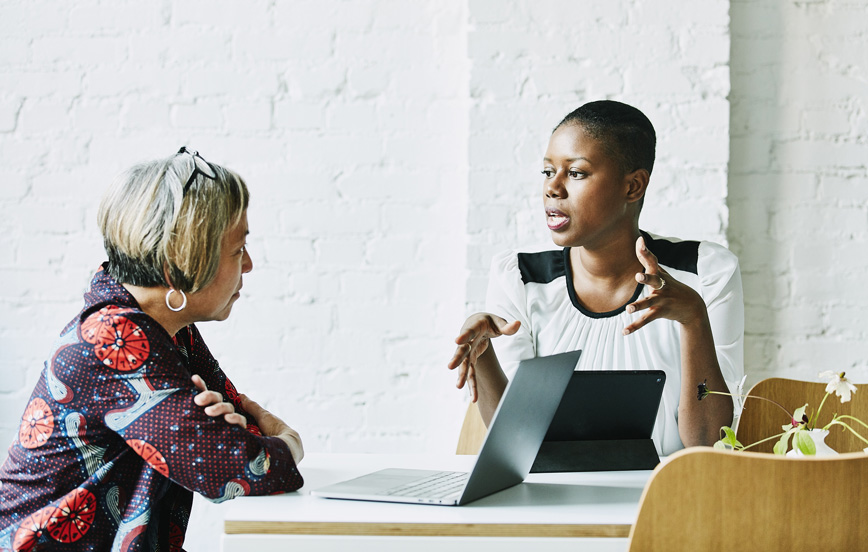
[{"xmin": 221, "ymin": 453, "xmax": 653, "ymax": 552}]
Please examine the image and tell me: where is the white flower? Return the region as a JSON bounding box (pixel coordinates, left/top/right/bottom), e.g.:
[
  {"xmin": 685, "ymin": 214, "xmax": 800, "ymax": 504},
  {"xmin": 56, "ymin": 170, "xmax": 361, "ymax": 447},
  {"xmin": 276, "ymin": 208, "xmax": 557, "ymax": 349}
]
[{"xmin": 818, "ymin": 371, "xmax": 857, "ymax": 403}]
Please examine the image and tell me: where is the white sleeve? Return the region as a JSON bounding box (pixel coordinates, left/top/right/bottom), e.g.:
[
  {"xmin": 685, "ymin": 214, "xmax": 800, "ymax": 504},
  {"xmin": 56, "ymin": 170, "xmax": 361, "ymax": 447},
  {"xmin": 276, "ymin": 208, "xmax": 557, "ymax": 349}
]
[
  {"xmin": 484, "ymin": 250, "xmax": 537, "ymax": 380},
  {"xmin": 697, "ymin": 241, "xmax": 745, "ymax": 414}
]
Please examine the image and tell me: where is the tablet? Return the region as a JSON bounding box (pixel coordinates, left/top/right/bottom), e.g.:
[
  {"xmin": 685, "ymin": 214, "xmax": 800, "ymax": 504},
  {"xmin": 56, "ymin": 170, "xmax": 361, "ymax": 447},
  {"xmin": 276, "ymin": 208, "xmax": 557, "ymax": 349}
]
[{"xmin": 530, "ymin": 369, "xmax": 666, "ymax": 473}]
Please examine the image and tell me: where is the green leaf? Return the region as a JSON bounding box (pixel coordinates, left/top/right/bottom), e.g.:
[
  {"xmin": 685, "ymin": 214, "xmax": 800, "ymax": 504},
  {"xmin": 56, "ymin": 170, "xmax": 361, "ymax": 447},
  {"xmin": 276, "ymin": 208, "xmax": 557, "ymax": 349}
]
[
  {"xmin": 717, "ymin": 426, "xmax": 742, "ymax": 450},
  {"xmin": 794, "ymin": 430, "xmax": 816, "ymax": 455},
  {"xmin": 713, "ymin": 440, "xmax": 727, "ymax": 450},
  {"xmin": 773, "ymin": 431, "xmax": 792, "ymax": 455}
]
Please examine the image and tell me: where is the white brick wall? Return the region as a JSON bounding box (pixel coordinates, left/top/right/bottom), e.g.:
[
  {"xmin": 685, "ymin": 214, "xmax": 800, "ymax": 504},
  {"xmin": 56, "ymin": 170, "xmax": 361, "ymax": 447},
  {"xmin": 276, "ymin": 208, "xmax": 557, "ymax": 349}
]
[
  {"xmin": 2, "ymin": 0, "xmax": 867, "ymax": 550},
  {"xmin": 729, "ymin": 0, "xmax": 868, "ymax": 387}
]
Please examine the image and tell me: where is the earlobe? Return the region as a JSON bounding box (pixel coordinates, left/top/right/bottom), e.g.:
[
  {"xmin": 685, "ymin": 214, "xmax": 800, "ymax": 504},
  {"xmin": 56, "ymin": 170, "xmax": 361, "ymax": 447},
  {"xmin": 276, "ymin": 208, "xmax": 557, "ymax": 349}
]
[
  {"xmin": 162, "ymin": 265, "xmax": 175, "ymax": 291},
  {"xmin": 625, "ymin": 169, "xmax": 650, "ymax": 204}
]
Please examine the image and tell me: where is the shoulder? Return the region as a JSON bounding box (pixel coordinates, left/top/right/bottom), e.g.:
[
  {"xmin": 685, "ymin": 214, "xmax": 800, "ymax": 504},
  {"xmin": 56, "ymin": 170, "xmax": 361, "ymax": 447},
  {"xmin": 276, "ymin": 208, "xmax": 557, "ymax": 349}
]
[
  {"xmin": 642, "ymin": 231, "xmax": 702, "ymax": 274},
  {"xmin": 643, "ymin": 231, "xmax": 739, "ymax": 278},
  {"xmin": 490, "ymin": 248, "xmax": 568, "ymax": 285},
  {"xmin": 79, "ymin": 305, "xmax": 172, "ymax": 372},
  {"xmin": 80, "ymin": 305, "xmax": 167, "ymax": 341},
  {"xmin": 697, "ymin": 240, "xmax": 740, "ymax": 276}
]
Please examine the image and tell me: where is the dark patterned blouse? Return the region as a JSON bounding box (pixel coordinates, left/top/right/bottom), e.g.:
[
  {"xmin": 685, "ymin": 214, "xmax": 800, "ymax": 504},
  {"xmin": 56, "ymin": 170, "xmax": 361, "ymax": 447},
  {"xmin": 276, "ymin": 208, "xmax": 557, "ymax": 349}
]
[{"xmin": 0, "ymin": 265, "xmax": 303, "ymax": 551}]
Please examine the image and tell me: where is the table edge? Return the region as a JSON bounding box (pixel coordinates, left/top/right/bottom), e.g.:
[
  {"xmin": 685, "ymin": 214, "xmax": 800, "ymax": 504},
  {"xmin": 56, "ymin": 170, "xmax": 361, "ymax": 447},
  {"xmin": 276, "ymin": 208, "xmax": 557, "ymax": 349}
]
[{"xmin": 224, "ymin": 520, "xmax": 631, "ymax": 538}]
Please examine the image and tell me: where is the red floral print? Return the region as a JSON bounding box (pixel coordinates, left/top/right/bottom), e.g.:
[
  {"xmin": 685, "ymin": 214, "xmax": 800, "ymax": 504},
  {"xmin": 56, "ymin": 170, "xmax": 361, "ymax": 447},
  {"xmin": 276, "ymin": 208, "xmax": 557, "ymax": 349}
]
[
  {"xmin": 224, "ymin": 379, "xmax": 239, "ymax": 402},
  {"xmin": 46, "ymin": 487, "xmax": 97, "ymax": 543},
  {"xmin": 12, "ymin": 506, "xmax": 54, "ymax": 550},
  {"xmin": 80, "ymin": 306, "xmax": 133, "ymax": 344},
  {"xmin": 168, "ymin": 522, "xmax": 185, "ymax": 552},
  {"xmin": 94, "ymin": 316, "xmax": 150, "ymax": 371},
  {"xmin": 126, "ymin": 439, "xmax": 170, "ymax": 478},
  {"xmin": 19, "ymin": 398, "xmax": 54, "ymax": 449}
]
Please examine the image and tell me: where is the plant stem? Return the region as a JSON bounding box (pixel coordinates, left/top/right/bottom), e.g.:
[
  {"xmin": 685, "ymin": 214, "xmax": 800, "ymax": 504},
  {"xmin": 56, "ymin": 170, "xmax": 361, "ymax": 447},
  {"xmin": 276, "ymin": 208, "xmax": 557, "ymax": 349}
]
[
  {"xmin": 707, "ymin": 390, "xmax": 793, "ymax": 420},
  {"xmin": 834, "ymin": 415, "xmax": 868, "ymax": 431},
  {"xmin": 826, "ymin": 420, "xmax": 868, "ymax": 446},
  {"xmin": 811, "ymin": 392, "xmax": 831, "ymax": 429},
  {"xmin": 739, "ymin": 431, "xmax": 787, "ymax": 451}
]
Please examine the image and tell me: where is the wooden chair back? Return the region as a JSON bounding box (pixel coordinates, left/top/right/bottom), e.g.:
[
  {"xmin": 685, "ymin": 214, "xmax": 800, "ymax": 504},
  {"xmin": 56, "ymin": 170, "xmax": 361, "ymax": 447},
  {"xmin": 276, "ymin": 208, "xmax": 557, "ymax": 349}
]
[
  {"xmin": 628, "ymin": 447, "xmax": 868, "ymax": 551},
  {"xmin": 455, "ymin": 402, "xmax": 487, "ymax": 455},
  {"xmin": 736, "ymin": 377, "xmax": 868, "ymax": 453}
]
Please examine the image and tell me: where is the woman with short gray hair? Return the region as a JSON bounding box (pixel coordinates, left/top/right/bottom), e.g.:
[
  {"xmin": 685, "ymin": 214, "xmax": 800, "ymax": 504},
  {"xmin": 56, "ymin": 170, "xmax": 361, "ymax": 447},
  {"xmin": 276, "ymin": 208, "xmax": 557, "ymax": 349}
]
[{"xmin": 0, "ymin": 148, "xmax": 304, "ymax": 552}]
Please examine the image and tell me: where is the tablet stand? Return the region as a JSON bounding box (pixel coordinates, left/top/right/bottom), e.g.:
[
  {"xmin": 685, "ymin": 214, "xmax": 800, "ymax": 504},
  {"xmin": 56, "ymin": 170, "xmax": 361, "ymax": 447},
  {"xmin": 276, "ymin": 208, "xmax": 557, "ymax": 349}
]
[{"xmin": 529, "ymin": 439, "xmax": 660, "ymax": 473}]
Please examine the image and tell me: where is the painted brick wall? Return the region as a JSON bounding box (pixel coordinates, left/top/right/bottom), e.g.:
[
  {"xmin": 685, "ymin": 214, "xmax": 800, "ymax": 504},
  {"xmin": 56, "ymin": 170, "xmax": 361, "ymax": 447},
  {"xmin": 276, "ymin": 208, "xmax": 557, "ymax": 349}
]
[
  {"xmin": 3, "ymin": 0, "xmax": 866, "ymax": 550},
  {"xmin": 728, "ymin": 0, "xmax": 868, "ymax": 387}
]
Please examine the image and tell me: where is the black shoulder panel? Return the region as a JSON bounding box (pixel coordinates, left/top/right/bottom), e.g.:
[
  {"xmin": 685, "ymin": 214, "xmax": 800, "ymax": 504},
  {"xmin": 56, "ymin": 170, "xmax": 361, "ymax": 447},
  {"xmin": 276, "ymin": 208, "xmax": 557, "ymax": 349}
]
[
  {"xmin": 517, "ymin": 249, "xmax": 567, "ymax": 284},
  {"xmin": 642, "ymin": 231, "xmax": 699, "ymax": 275}
]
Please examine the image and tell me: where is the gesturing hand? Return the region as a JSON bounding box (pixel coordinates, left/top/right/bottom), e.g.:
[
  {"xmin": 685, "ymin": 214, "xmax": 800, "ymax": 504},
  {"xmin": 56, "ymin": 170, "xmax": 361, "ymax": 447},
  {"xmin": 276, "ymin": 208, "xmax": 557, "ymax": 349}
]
[
  {"xmin": 447, "ymin": 313, "xmax": 520, "ymax": 402},
  {"xmin": 192, "ymin": 374, "xmax": 247, "ymax": 429},
  {"xmin": 623, "ymin": 236, "xmax": 707, "ymax": 335},
  {"xmin": 239, "ymin": 394, "xmax": 304, "ymax": 464}
]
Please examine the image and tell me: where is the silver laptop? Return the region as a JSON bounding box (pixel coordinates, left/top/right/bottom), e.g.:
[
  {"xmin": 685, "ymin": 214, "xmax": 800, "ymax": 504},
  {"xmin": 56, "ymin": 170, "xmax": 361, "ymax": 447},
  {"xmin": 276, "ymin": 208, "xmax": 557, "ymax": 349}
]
[{"xmin": 310, "ymin": 350, "xmax": 581, "ymax": 506}]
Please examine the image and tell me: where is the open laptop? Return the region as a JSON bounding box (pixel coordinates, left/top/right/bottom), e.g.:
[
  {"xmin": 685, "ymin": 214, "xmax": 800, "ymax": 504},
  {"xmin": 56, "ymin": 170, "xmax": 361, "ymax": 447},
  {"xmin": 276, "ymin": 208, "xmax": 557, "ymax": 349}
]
[
  {"xmin": 530, "ymin": 370, "xmax": 666, "ymax": 473},
  {"xmin": 310, "ymin": 349, "xmax": 581, "ymax": 506}
]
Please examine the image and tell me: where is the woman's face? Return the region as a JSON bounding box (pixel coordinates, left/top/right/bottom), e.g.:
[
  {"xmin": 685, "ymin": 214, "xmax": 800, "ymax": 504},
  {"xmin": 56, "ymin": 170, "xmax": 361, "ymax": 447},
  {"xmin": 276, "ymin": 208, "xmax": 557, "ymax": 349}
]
[
  {"xmin": 188, "ymin": 210, "xmax": 253, "ymax": 322},
  {"xmin": 541, "ymin": 124, "xmax": 634, "ymax": 249}
]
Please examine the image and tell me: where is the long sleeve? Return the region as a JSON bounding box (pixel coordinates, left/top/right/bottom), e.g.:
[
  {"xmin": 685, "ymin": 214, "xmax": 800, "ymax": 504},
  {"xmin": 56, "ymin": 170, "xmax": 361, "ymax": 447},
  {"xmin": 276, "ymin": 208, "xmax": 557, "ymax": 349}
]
[
  {"xmin": 696, "ymin": 240, "xmax": 746, "ymax": 410},
  {"xmin": 485, "ymin": 250, "xmax": 537, "ymax": 380},
  {"xmin": 0, "ymin": 266, "xmax": 303, "ymax": 551},
  {"xmin": 93, "ymin": 311, "xmax": 303, "ymax": 502}
]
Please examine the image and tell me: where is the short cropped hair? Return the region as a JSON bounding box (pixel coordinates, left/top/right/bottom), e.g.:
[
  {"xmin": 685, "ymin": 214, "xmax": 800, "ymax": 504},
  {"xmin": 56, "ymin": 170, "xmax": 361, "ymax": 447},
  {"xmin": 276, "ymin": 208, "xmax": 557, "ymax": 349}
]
[
  {"xmin": 555, "ymin": 100, "xmax": 656, "ymax": 177},
  {"xmin": 97, "ymin": 151, "xmax": 249, "ymax": 293}
]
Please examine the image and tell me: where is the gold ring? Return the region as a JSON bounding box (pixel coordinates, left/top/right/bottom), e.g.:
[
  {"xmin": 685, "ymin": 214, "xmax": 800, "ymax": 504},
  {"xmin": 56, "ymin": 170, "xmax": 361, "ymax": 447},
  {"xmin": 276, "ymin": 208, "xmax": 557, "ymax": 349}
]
[{"xmin": 656, "ymin": 278, "xmax": 666, "ymax": 291}]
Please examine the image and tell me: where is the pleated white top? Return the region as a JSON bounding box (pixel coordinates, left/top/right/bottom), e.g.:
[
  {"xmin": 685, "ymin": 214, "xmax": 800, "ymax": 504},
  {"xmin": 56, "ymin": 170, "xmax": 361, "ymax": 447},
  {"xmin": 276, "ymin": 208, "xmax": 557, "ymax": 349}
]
[{"xmin": 486, "ymin": 232, "xmax": 744, "ymax": 455}]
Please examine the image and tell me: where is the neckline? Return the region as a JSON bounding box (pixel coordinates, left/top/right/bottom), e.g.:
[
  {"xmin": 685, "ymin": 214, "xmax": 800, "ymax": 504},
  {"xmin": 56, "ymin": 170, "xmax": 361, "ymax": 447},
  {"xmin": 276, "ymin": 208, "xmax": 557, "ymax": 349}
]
[{"xmin": 561, "ymin": 247, "xmax": 645, "ymax": 319}]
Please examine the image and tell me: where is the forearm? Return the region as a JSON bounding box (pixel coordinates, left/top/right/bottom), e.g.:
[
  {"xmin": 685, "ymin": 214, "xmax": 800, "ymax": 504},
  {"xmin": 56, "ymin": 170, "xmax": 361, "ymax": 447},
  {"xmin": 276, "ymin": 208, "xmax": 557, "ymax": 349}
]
[
  {"xmin": 274, "ymin": 428, "xmax": 304, "ymax": 464},
  {"xmin": 677, "ymin": 313, "xmax": 734, "ymax": 447},
  {"xmin": 474, "ymin": 346, "xmax": 509, "ymax": 426},
  {"xmin": 118, "ymin": 392, "xmax": 303, "ymax": 499}
]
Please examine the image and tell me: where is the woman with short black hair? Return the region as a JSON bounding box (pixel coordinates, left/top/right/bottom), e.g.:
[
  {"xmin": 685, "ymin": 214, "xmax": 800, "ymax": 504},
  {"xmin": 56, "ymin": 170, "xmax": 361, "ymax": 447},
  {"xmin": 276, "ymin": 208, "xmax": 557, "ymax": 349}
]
[{"xmin": 448, "ymin": 101, "xmax": 744, "ymax": 453}]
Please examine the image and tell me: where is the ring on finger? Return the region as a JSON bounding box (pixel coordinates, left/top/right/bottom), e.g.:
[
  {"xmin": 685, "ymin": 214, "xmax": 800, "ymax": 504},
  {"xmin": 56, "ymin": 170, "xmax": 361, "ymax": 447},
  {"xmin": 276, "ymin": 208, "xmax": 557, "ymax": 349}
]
[{"xmin": 656, "ymin": 278, "xmax": 666, "ymax": 291}]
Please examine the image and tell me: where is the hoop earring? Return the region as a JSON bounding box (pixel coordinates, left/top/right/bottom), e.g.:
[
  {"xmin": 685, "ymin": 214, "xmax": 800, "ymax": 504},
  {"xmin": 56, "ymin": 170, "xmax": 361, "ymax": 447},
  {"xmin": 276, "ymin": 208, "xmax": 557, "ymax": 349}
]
[{"xmin": 165, "ymin": 289, "xmax": 187, "ymax": 312}]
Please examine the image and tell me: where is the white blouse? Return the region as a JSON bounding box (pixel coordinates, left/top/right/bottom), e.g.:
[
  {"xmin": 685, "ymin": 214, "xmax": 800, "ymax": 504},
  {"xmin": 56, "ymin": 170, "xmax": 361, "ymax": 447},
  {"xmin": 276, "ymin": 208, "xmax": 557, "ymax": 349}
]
[{"xmin": 486, "ymin": 232, "xmax": 745, "ymax": 455}]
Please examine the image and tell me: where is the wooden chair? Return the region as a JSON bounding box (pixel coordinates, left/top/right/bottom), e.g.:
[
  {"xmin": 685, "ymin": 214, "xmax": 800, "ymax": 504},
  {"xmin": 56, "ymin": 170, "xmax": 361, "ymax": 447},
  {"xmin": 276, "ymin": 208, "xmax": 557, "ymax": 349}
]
[
  {"xmin": 628, "ymin": 447, "xmax": 868, "ymax": 551},
  {"xmin": 455, "ymin": 402, "xmax": 487, "ymax": 455},
  {"xmin": 735, "ymin": 377, "xmax": 868, "ymax": 453}
]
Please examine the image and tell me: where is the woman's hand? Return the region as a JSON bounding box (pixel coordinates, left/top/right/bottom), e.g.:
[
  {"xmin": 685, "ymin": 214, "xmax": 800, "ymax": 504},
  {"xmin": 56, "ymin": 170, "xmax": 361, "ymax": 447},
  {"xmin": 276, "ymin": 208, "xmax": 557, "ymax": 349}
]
[
  {"xmin": 239, "ymin": 394, "xmax": 304, "ymax": 464},
  {"xmin": 447, "ymin": 313, "xmax": 520, "ymax": 402},
  {"xmin": 623, "ymin": 236, "xmax": 708, "ymax": 335},
  {"xmin": 192, "ymin": 375, "xmax": 247, "ymax": 429}
]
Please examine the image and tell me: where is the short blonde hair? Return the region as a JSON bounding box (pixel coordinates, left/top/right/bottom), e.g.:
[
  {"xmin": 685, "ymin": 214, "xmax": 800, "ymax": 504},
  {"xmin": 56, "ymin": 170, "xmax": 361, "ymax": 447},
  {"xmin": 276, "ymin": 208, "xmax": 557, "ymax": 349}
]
[{"xmin": 98, "ymin": 150, "xmax": 249, "ymax": 293}]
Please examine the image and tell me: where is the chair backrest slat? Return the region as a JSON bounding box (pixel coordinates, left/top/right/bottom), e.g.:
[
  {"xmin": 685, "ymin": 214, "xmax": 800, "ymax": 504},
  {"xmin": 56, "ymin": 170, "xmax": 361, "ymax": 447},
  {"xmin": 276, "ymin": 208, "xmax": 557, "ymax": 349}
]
[
  {"xmin": 628, "ymin": 448, "xmax": 868, "ymax": 551},
  {"xmin": 455, "ymin": 402, "xmax": 487, "ymax": 455}
]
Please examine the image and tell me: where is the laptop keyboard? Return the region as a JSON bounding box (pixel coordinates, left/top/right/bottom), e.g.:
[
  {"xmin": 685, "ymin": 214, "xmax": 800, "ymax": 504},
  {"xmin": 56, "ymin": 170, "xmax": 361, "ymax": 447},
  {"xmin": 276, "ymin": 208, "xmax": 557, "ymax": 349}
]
[{"xmin": 378, "ymin": 471, "xmax": 469, "ymax": 499}]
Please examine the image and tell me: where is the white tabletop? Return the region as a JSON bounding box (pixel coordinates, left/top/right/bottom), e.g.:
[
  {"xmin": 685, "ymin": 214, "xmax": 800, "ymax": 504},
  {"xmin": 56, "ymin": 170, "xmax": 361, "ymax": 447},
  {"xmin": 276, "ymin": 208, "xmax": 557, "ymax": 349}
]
[{"xmin": 222, "ymin": 453, "xmax": 653, "ymax": 535}]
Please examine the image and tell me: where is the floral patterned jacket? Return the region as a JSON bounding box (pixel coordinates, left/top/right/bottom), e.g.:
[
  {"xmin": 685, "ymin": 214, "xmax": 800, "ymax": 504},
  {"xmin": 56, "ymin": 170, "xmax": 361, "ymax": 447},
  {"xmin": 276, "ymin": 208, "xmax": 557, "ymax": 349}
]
[{"xmin": 0, "ymin": 265, "xmax": 303, "ymax": 551}]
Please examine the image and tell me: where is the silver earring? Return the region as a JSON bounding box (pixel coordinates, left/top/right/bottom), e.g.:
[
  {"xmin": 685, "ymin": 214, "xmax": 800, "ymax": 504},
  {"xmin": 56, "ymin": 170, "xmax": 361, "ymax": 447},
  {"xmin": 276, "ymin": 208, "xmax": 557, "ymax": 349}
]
[{"xmin": 165, "ymin": 288, "xmax": 187, "ymax": 312}]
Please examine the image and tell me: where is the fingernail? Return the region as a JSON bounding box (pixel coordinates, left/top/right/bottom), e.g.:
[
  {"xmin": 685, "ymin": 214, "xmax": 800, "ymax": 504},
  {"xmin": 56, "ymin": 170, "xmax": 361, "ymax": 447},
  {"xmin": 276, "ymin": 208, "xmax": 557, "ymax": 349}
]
[
  {"xmin": 623, "ymin": 328, "xmax": 631, "ymax": 335},
  {"xmin": 626, "ymin": 305, "xmax": 634, "ymax": 313}
]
